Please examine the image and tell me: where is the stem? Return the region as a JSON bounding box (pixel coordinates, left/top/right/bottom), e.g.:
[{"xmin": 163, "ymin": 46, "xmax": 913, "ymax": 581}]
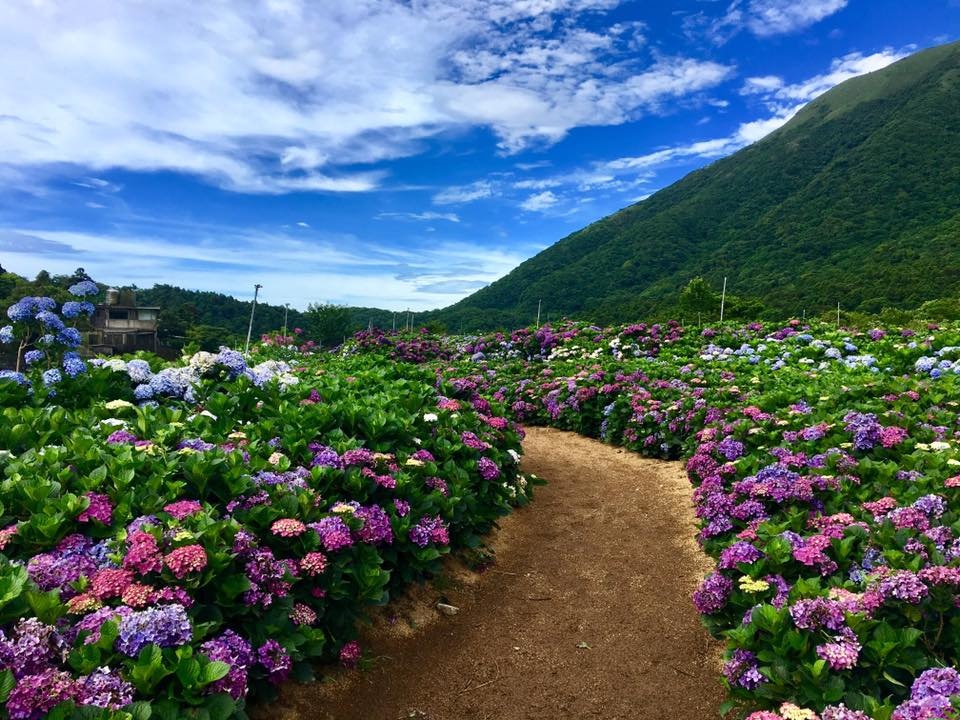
[{"xmin": 15, "ymin": 338, "xmax": 26, "ymax": 374}]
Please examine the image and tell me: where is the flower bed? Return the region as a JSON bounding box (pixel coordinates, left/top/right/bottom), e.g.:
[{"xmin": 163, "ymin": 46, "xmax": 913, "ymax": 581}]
[{"xmin": 0, "ymin": 295, "xmax": 532, "ymax": 719}]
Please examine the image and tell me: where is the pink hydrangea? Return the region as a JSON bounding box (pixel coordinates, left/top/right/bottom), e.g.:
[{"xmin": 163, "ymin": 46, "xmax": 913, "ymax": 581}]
[
  {"xmin": 163, "ymin": 500, "xmax": 203, "ymax": 520},
  {"xmin": 90, "ymin": 568, "xmax": 135, "ymax": 599},
  {"xmin": 0, "ymin": 523, "xmax": 18, "ymax": 550},
  {"xmin": 339, "ymin": 640, "xmax": 362, "ymax": 668},
  {"xmin": 164, "ymin": 545, "xmax": 208, "ymax": 579},
  {"xmin": 271, "ymin": 518, "xmax": 307, "ymax": 537},
  {"xmin": 300, "ymin": 552, "xmax": 328, "ymax": 576},
  {"xmin": 124, "ymin": 531, "xmax": 163, "ymax": 575},
  {"xmin": 121, "ymin": 582, "xmax": 156, "ymax": 608},
  {"xmin": 78, "ymin": 492, "xmax": 113, "ymax": 524},
  {"xmin": 290, "ymin": 603, "xmax": 317, "ymax": 626}
]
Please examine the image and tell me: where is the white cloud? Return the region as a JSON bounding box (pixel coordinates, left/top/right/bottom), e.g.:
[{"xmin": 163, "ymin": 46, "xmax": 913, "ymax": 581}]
[
  {"xmin": 296, "ymin": 221, "xmax": 310, "ymax": 228},
  {"xmin": 520, "ymin": 190, "xmax": 560, "ymax": 211},
  {"xmin": 768, "ymin": 49, "xmax": 911, "ymax": 102},
  {"xmin": 433, "ymin": 181, "xmax": 496, "ymax": 205},
  {"xmin": 0, "ymin": 0, "xmax": 733, "ymax": 194},
  {"xmin": 691, "ymin": 0, "xmax": 847, "ymax": 43},
  {"xmin": 1, "ymin": 224, "xmax": 537, "ymax": 310},
  {"xmin": 540, "ymin": 46, "xmax": 906, "ymax": 191},
  {"xmin": 740, "ymin": 75, "xmax": 784, "ymax": 95},
  {"xmin": 745, "ymin": 0, "xmax": 848, "ymax": 37},
  {"xmin": 376, "ymin": 211, "xmax": 461, "ymax": 222}
]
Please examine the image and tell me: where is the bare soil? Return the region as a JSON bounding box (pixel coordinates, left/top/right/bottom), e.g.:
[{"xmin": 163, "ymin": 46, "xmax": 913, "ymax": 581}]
[{"xmin": 270, "ymin": 427, "xmax": 724, "ymax": 720}]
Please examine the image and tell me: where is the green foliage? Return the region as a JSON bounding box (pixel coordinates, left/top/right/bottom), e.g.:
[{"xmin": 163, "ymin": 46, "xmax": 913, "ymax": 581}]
[{"xmin": 304, "ymin": 303, "xmax": 353, "ymax": 347}]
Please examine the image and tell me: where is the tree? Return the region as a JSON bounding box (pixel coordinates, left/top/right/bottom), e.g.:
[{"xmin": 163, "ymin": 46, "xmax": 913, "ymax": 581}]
[
  {"xmin": 678, "ymin": 277, "xmax": 720, "ymax": 320},
  {"xmin": 305, "ymin": 303, "xmax": 353, "ymax": 347}
]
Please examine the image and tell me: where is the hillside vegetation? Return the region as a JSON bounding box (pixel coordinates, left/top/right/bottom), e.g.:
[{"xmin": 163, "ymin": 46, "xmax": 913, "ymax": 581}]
[{"xmin": 432, "ymin": 40, "xmax": 960, "ymax": 330}]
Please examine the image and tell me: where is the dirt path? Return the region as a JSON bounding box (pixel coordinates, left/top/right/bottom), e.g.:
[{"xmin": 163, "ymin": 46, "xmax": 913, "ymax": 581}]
[{"xmin": 272, "ymin": 427, "xmax": 724, "ymax": 720}]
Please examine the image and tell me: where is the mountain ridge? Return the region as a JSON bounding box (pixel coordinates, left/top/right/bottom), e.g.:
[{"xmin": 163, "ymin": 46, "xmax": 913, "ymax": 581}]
[{"xmin": 430, "ymin": 40, "xmax": 960, "ymax": 330}]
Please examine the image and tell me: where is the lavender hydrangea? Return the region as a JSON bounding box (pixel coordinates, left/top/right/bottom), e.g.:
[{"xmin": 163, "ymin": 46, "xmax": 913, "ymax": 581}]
[
  {"xmin": 116, "ymin": 604, "xmax": 193, "ymax": 656},
  {"xmin": 723, "ymin": 648, "xmax": 765, "ymax": 689},
  {"xmin": 77, "ymin": 667, "xmax": 134, "ymax": 710}
]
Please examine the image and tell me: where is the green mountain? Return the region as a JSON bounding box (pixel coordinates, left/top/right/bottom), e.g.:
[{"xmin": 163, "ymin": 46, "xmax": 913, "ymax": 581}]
[{"xmin": 433, "ymin": 40, "xmax": 960, "ymax": 330}]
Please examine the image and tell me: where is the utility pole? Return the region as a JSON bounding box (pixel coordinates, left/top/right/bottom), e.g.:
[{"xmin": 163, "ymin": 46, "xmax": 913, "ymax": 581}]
[
  {"xmin": 282, "ymin": 303, "xmax": 289, "ymax": 338},
  {"xmin": 244, "ymin": 283, "xmax": 262, "ymax": 353},
  {"xmin": 536, "ymin": 299, "xmax": 542, "ymax": 328},
  {"xmin": 837, "ymin": 302, "xmax": 841, "ymax": 328},
  {"xmin": 719, "ymin": 276, "xmax": 727, "ymax": 323}
]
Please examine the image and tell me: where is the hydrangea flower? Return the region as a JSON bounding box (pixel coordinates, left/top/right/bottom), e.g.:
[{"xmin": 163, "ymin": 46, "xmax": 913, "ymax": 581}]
[
  {"xmin": 116, "ymin": 604, "xmax": 193, "ymax": 656},
  {"xmin": 68, "ymin": 280, "xmax": 99, "ymax": 297}
]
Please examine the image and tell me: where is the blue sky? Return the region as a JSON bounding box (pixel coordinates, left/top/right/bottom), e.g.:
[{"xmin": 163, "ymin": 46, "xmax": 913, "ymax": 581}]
[{"xmin": 1, "ymin": 0, "xmax": 957, "ymax": 310}]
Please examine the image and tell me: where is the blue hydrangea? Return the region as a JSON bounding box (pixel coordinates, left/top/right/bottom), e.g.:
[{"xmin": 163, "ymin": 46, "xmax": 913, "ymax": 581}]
[
  {"xmin": 125, "ymin": 360, "xmax": 153, "ymax": 384},
  {"xmin": 57, "ymin": 327, "xmax": 82, "ymax": 348},
  {"xmin": 42, "ymin": 369, "xmax": 62, "ymax": 386},
  {"xmin": 0, "ymin": 370, "xmax": 29, "ymax": 386},
  {"xmin": 214, "ymin": 347, "xmax": 247, "ymax": 378},
  {"xmin": 68, "ymin": 280, "xmax": 99, "ymax": 297},
  {"xmin": 0, "ymin": 325, "xmax": 13, "ymax": 344},
  {"xmin": 35, "ymin": 311, "xmax": 65, "ymax": 332},
  {"xmin": 63, "ymin": 356, "xmax": 87, "ymax": 378},
  {"xmin": 61, "ymin": 300, "xmax": 95, "ymax": 318},
  {"xmin": 24, "ymin": 349, "xmax": 45, "ymax": 366},
  {"xmin": 37, "ymin": 334, "xmax": 55, "ymax": 346},
  {"xmin": 6, "ymin": 302, "xmax": 33, "ymax": 322},
  {"xmin": 133, "ymin": 383, "xmax": 154, "ymax": 401}
]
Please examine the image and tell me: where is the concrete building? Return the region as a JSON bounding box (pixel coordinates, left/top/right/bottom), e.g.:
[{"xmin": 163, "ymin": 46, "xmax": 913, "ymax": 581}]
[{"xmin": 88, "ymin": 288, "xmax": 160, "ymax": 354}]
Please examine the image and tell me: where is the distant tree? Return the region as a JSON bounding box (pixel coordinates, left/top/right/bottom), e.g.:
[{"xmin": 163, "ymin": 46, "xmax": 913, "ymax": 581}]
[
  {"xmin": 35, "ymin": 270, "xmax": 51, "ymax": 283},
  {"xmin": 186, "ymin": 324, "xmax": 236, "ymax": 352},
  {"xmin": 305, "ymin": 303, "xmax": 353, "ymax": 347},
  {"xmin": 678, "ymin": 277, "xmax": 720, "ymax": 320}
]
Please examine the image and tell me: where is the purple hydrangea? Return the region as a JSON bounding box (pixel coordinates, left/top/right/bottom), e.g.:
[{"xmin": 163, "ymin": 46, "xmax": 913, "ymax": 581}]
[
  {"xmin": 116, "ymin": 604, "xmax": 193, "ymax": 656},
  {"xmin": 201, "ymin": 630, "xmax": 253, "ymax": 700},
  {"xmin": 310, "ymin": 516, "xmax": 355, "ymax": 552},
  {"xmin": 77, "ymin": 667, "xmax": 134, "ymax": 710},
  {"xmin": 718, "ymin": 541, "xmax": 764, "ymax": 570},
  {"xmin": 257, "ymin": 639, "xmax": 291, "ymax": 684},
  {"xmin": 5, "ymin": 669, "xmax": 79, "ymax": 720},
  {"xmin": 409, "ymin": 515, "xmax": 449, "ymax": 547},
  {"xmin": 478, "ymin": 456, "xmax": 500, "ymax": 481},
  {"xmin": 355, "ymin": 505, "xmax": 394, "ymax": 545},
  {"xmin": 723, "ymin": 648, "xmax": 765, "ymax": 689},
  {"xmin": 693, "ymin": 573, "xmax": 733, "ymax": 614},
  {"xmin": 0, "ymin": 618, "xmax": 67, "ymax": 678},
  {"xmin": 789, "ymin": 597, "xmax": 847, "ymax": 631}
]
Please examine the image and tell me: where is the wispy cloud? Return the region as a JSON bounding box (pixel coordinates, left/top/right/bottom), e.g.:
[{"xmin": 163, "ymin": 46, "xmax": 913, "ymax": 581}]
[
  {"xmin": 433, "ymin": 181, "xmax": 497, "ymax": 205},
  {"xmin": 1, "ymin": 222, "xmax": 538, "ymax": 310},
  {"xmin": 688, "ymin": 0, "xmax": 848, "ymax": 44},
  {"xmin": 376, "ymin": 211, "xmax": 461, "ymax": 223},
  {"xmin": 0, "ymin": 0, "xmax": 734, "ymax": 195}
]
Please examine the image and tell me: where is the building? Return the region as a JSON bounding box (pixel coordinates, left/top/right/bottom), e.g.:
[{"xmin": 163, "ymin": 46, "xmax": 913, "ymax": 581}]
[{"xmin": 88, "ymin": 288, "xmax": 160, "ymax": 354}]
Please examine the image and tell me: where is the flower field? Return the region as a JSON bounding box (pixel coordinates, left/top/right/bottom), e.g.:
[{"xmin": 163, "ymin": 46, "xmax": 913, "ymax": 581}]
[{"xmin": 3, "ymin": 290, "xmax": 960, "ymax": 719}]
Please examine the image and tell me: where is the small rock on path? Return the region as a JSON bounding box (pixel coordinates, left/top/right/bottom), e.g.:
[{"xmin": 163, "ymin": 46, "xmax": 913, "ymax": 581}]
[{"xmin": 270, "ymin": 427, "xmax": 724, "ymax": 720}]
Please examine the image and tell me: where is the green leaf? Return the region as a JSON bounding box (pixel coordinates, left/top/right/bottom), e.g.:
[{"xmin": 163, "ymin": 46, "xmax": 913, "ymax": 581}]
[
  {"xmin": 201, "ymin": 661, "xmax": 231, "ymax": 685},
  {"xmin": 0, "ymin": 669, "xmax": 15, "ymax": 704}
]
